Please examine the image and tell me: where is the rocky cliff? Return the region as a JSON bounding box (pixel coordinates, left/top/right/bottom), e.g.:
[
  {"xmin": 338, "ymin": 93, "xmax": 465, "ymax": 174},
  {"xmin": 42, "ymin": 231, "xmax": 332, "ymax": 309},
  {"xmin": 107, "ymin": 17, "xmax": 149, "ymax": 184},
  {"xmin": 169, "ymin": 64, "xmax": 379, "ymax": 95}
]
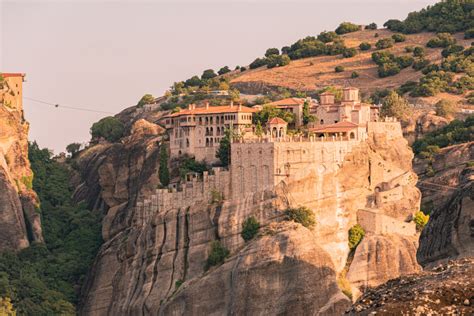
[
  {"xmin": 76, "ymin": 112, "xmax": 421, "ymax": 315},
  {"xmin": 0, "ymin": 76, "xmax": 43, "ymax": 251},
  {"xmin": 416, "ymin": 142, "xmax": 474, "ymax": 267}
]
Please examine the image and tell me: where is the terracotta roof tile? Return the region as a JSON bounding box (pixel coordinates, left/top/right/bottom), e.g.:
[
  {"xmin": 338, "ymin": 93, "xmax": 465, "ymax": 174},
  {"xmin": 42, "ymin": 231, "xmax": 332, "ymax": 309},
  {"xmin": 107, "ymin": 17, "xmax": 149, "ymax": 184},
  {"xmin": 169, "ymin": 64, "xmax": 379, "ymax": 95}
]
[
  {"xmin": 267, "ymin": 98, "xmax": 306, "ymax": 107},
  {"xmin": 268, "ymin": 117, "xmax": 288, "ymax": 125},
  {"xmin": 1, "ymin": 73, "xmax": 25, "ymax": 78},
  {"xmin": 310, "ymin": 121, "xmax": 359, "ymax": 133}
]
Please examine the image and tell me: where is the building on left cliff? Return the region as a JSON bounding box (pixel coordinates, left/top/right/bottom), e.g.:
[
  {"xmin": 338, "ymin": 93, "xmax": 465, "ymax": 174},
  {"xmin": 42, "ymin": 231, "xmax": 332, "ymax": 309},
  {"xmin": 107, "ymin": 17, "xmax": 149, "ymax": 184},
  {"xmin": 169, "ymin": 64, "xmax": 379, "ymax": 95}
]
[
  {"xmin": 163, "ymin": 102, "xmax": 257, "ymax": 163},
  {"xmin": 0, "ymin": 73, "xmax": 26, "ymax": 110}
]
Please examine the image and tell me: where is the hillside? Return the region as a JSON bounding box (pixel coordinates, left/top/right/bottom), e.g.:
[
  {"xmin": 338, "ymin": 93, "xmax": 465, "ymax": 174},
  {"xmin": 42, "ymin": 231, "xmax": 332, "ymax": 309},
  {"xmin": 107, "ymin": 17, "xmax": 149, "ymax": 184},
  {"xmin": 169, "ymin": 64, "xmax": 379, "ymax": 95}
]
[{"xmin": 230, "ymin": 29, "xmax": 471, "ymax": 100}]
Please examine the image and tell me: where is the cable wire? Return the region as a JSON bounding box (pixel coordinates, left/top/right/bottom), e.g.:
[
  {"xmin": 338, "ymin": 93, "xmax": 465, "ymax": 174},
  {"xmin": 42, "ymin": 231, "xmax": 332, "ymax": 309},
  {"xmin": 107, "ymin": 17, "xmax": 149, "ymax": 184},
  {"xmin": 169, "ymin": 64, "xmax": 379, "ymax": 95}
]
[{"xmin": 24, "ymin": 96, "xmax": 115, "ymax": 115}]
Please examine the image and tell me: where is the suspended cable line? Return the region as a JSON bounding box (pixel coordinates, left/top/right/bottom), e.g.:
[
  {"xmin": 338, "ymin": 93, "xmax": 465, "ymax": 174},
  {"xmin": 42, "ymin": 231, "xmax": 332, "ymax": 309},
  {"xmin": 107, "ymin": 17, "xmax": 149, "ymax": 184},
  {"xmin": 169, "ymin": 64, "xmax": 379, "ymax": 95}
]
[{"xmin": 24, "ymin": 96, "xmax": 115, "ymax": 115}]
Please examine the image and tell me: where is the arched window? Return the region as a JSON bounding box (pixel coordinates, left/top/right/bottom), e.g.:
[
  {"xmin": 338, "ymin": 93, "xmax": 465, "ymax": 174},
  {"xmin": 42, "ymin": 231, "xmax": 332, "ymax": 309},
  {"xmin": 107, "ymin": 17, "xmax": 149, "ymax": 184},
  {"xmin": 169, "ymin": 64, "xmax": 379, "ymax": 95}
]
[
  {"xmin": 320, "ymin": 119, "xmax": 324, "ymax": 125},
  {"xmin": 216, "ymin": 116, "xmax": 220, "ymax": 124},
  {"xmin": 272, "ymin": 127, "xmax": 277, "ymax": 137},
  {"xmin": 350, "ymin": 132, "xmax": 355, "ymax": 139},
  {"xmin": 279, "ymin": 127, "xmax": 283, "ymax": 137},
  {"xmin": 206, "ymin": 138, "xmax": 209, "ymax": 147}
]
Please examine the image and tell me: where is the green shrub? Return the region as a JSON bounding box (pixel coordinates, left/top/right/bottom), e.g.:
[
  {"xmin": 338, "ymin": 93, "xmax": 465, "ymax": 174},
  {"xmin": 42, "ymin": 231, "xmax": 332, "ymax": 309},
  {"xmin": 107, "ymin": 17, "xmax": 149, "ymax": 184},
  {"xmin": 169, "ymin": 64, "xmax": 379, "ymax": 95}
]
[
  {"xmin": 317, "ymin": 31, "xmax": 338, "ymax": 43},
  {"xmin": 381, "ymin": 90, "xmax": 411, "ymax": 120},
  {"xmin": 395, "ymin": 55, "xmax": 414, "ymax": 68},
  {"xmin": 137, "ymin": 94, "xmax": 155, "ymax": 107},
  {"xmin": 267, "ymin": 54, "xmax": 290, "ymax": 68},
  {"xmin": 249, "ymin": 57, "xmax": 268, "ymax": 69},
  {"xmin": 335, "ymin": 66, "xmax": 345, "ymax": 73},
  {"xmin": 335, "ymin": 22, "xmax": 360, "ymax": 35},
  {"xmin": 413, "ymin": 211, "xmax": 429, "ymax": 232},
  {"xmin": 412, "ymin": 58, "xmax": 430, "ymax": 71},
  {"xmin": 241, "ymin": 217, "xmax": 260, "ymax": 242},
  {"xmin": 392, "ymin": 33, "xmax": 406, "ymax": 43},
  {"xmin": 405, "ymin": 46, "xmax": 414, "ymax": 53},
  {"xmin": 217, "ymin": 66, "xmax": 231, "ymax": 75},
  {"xmin": 184, "ymin": 75, "xmax": 202, "ymax": 87},
  {"xmin": 413, "ymin": 46, "xmax": 425, "ymax": 57},
  {"xmin": 378, "ymin": 62, "xmax": 400, "ymax": 77},
  {"xmin": 66, "ymin": 143, "xmax": 81, "ymax": 157},
  {"xmin": 205, "ymin": 241, "xmax": 230, "ymax": 270},
  {"xmin": 201, "ymin": 69, "xmax": 217, "ymax": 80},
  {"xmin": 265, "ymin": 48, "xmax": 280, "ymax": 57},
  {"xmin": 159, "ymin": 145, "xmax": 170, "ymax": 186},
  {"xmin": 426, "ymin": 33, "xmax": 456, "ymax": 48},
  {"xmin": 441, "ymin": 44, "xmax": 464, "ymax": 58},
  {"xmin": 375, "ymin": 38, "xmax": 394, "ymax": 50},
  {"xmin": 351, "ymin": 71, "xmax": 359, "ymax": 79},
  {"xmin": 435, "ymin": 99, "xmax": 458, "ymax": 118},
  {"xmin": 342, "ymin": 48, "xmax": 357, "ymax": 58},
  {"xmin": 359, "ymin": 42, "xmax": 371, "ymax": 51},
  {"xmin": 465, "ymin": 28, "xmax": 474, "ymax": 39},
  {"xmin": 90, "ymin": 116, "xmax": 124, "ymax": 142},
  {"xmin": 240, "ymin": 66, "xmax": 247, "ymax": 72},
  {"xmin": 285, "ymin": 207, "xmax": 316, "ymax": 228},
  {"xmin": 348, "ymin": 224, "xmax": 365, "ymax": 250}
]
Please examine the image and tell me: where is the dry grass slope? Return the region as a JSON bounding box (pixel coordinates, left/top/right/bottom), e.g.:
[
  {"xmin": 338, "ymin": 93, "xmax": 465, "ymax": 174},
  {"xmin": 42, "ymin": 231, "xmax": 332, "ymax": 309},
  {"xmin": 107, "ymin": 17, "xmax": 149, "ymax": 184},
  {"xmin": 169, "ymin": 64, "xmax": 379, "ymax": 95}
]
[{"xmin": 231, "ymin": 29, "xmax": 471, "ymax": 98}]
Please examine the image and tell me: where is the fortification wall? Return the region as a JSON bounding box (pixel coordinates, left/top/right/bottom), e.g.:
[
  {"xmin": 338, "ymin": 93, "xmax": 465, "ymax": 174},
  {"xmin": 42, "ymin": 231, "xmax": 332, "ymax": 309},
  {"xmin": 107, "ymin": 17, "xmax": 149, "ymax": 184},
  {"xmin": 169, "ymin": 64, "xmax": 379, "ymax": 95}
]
[
  {"xmin": 357, "ymin": 209, "xmax": 416, "ymax": 236},
  {"xmin": 367, "ymin": 120, "xmax": 402, "ymax": 141}
]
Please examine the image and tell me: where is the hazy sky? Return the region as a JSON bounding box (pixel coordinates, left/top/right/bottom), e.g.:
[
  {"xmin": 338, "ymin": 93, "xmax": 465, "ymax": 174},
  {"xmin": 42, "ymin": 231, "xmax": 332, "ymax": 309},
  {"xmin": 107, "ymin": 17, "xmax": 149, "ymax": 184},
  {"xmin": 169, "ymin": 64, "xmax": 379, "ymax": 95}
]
[{"xmin": 1, "ymin": 0, "xmax": 435, "ymax": 153}]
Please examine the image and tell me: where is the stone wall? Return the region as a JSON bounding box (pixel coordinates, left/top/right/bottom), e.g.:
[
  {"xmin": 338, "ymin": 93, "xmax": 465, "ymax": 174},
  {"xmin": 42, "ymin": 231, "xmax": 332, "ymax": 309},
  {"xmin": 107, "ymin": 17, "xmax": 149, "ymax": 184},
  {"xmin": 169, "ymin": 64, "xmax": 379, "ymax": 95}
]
[{"xmin": 357, "ymin": 209, "xmax": 416, "ymax": 236}]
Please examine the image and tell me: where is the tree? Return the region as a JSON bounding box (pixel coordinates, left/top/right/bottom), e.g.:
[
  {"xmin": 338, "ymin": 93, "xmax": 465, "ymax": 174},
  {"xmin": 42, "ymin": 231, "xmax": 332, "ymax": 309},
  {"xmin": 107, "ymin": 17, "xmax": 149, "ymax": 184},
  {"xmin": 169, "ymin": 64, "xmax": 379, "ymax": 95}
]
[
  {"xmin": 216, "ymin": 129, "xmax": 232, "ymax": 166},
  {"xmin": 365, "ymin": 23, "xmax": 377, "ymax": 30},
  {"xmin": 335, "ymin": 66, "xmax": 345, "ymax": 73},
  {"xmin": 90, "ymin": 116, "xmax": 124, "ymax": 142},
  {"xmin": 380, "ymin": 90, "xmax": 412, "ymax": 120},
  {"xmin": 413, "ymin": 211, "xmax": 429, "ymax": 232},
  {"xmin": 201, "ymin": 69, "xmax": 217, "ymax": 80},
  {"xmin": 317, "ymin": 31, "xmax": 338, "ymax": 43},
  {"xmin": 302, "ymin": 100, "xmax": 315, "ymax": 125},
  {"xmin": 65, "ymin": 143, "xmax": 81, "ymax": 157},
  {"xmin": 255, "ymin": 121, "xmax": 263, "ymax": 137},
  {"xmin": 205, "ymin": 241, "xmax": 229, "ymax": 270},
  {"xmin": 413, "ymin": 46, "xmax": 425, "ymax": 57},
  {"xmin": 265, "ymin": 48, "xmax": 279, "ymax": 57},
  {"xmin": 351, "ymin": 71, "xmax": 360, "ymax": 79},
  {"xmin": 435, "ymin": 99, "xmax": 458, "ymax": 118},
  {"xmin": 249, "ymin": 57, "xmax": 267, "ymax": 69},
  {"xmin": 229, "ymin": 88, "xmax": 240, "ymax": 101},
  {"xmin": 137, "ymin": 94, "xmax": 155, "ymax": 107},
  {"xmin": 342, "ymin": 48, "xmax": 357, "ymax": 58},
  {"xmin": 348, "ymin": 224, "xmax": 365, "ymax": 250},
  {"xmin": 217, "ymin": 66, "xmax": 231, "ymax": 75},
  {"xmin": 426, "ymin": 33, "xmax": 456, "ymax": 48},
  {"xmin": 359, "ymin": 42, "xmax": 371, "ymax": 51},
  {"xmin": 267, "ymin": 54, "xmax": 290, "ymax": 68},
  {"xmin": 335, "ymin": 22, "xmax": 360, "ymax": 35},
  {"xmin": 375, "ymin": 38, "xmax": 394, "ymax": 50},
  {"xmin": 184, "ymin": 75, "xmax": 202, "ymax": 87},
  {"xmin": 391, "ymin": 33, "xmax": 406, "ymax": 43},
  {"xmin": 158, "ymin": 144, "xmax": 170, "ymax": 186}
]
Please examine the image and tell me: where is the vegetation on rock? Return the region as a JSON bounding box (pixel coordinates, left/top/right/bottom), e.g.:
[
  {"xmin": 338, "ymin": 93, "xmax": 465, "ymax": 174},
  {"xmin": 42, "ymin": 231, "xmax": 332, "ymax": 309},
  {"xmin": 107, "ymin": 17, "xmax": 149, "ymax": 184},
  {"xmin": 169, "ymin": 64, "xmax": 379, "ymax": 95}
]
[
  {"xmin": 375, "ymin": 38, "xmax": 394, "ymax": 50},
  {"xmin": 241, "ymin": 217, "xmax": 260, "ymax": 242},
  {"xmin": 205, "ymin": 241, "xmax": 230, "ymax": 270},
  {"xmin": 359, "ymin": 42, "xmax": 371, "ymax": 51},
  {"xmin": 413, "ymin": 211, "xmax": 430, "ymax": 232},
  {"xmin": 137, "ymin": 94, "xmax": 155, "ymax": 107},
  {"xmin": 380, "ymin": 90, "xmax": 412, "ymax": 120},
  {"xmin": 284, "ymin": 207, "xmax": 316, "ymax": 228},
  {"xmin": 435, "ymin": 99, "xmax": 458, "ymax": 118},
  {"xmin": 0, "ymin": 142, "xmax": 102, "ymax": 314},
  {"xmin": 90, "ymin": 116, "xmax": 124, "ymax": 142},
  {"xmin": 159, "ymin": 144, "xmax": 170, "ymax": 186},
  {"xmin": 335, "ymin": 22, "xmax": 360, "ymax": 35},
  {"xmin": 412, "ymin": 115, "xmax": 474, "ymax": 156},
  {"xmin": 348, "ymin": 224, "xmax": 365, "ymax": 250}
]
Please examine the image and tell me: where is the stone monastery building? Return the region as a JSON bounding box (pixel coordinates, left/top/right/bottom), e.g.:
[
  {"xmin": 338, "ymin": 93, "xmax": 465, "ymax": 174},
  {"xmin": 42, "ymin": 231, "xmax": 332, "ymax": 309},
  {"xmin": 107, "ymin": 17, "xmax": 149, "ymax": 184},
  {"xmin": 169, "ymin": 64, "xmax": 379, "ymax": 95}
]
[{"xmin": 164, "ymin": 87, "xmax": 380, "ymax": 164}]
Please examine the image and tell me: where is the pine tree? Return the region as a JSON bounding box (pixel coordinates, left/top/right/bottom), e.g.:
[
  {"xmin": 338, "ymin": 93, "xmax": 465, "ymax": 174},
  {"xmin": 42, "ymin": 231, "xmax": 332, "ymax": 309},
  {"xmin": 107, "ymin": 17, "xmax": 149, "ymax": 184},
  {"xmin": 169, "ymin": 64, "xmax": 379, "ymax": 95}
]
[
  {"xmin": 255, "ymin": 121, "xmax": 263, "ymax": 137},
  {"xmin": 159, "ymin": 144, "xmax": 170, "ymax": 186}
]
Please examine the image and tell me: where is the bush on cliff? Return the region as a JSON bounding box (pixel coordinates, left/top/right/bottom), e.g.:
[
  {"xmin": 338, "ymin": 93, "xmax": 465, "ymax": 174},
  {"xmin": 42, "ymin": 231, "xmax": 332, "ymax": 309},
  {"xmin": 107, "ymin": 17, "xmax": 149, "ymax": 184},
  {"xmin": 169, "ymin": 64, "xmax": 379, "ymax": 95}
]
[
  {"xmin": 414, "ymin": 211, "xmax": 429, "ymax": 232},
  {"xmin": 159, "ymin": 144, "xmax": 170, "ymax": 186},
  {"xmin": 348, "ymin": 224, "xmax": 365, "ymax": 250},
  {"xmin": 137, "ymin": 94, "xmax": 155, "ymax": 107},
  {"xmin": 205, "ymin": 241, "xmax": 230, "ymax": 270},
  {"xmin": 285, "ymin": 207, "xmax": 316, "ymax": 228},
  {"xmin": 241, "ymin": 217, "xmax": 260, "ymax": 242},
  {"xmin": 90, "ymin": 116, "xmax": 124, "ymax": 142}
]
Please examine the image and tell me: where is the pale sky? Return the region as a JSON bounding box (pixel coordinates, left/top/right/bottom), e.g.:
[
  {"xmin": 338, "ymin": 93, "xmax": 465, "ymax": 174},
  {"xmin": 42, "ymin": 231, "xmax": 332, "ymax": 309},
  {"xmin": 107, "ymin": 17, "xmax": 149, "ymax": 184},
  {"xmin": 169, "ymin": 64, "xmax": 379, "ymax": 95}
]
[{"xmin": 1, "ymin": 0, "xmax": 435, "ymax": 153}]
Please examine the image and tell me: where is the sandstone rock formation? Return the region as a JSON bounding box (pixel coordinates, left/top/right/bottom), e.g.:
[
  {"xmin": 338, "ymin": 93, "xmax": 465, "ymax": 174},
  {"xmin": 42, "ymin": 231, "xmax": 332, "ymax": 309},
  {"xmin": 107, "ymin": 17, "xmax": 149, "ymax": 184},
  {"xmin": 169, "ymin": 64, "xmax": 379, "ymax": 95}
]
[
  {"xmin": 0, "ymin": 77, "xmax": 43, "ymax": 251},
  {"xmin": 416, "ymin": 145, "xmax": 474, "ymax": 266},
  {"xmin": 403, "ymin": 110, "xmax": 449, "ymax": 145},
  {"xmin": 77, "ymin": 114, "xmax": 421, "ymax": 315}
]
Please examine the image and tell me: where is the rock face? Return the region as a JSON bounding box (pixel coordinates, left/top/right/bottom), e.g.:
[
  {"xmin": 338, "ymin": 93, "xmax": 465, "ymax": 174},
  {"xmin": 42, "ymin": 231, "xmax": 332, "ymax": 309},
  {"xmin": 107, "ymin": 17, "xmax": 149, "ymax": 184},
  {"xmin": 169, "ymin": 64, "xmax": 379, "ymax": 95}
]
[
  {"xmin": 0, "ymin": 75, "xmax": 43, "ymax": 251},
  {"xmin": 417, "ymin": 142, "xmax": 474, "ymax": 266},
  {"xmin": 78, "ymin": 116, "xmax": 421, "ymax": 315},
  {"xmin": 403, "ymin": 110, "xmax": 449, "ymax": 145},
  {"xmin": 347, "ymin": 258, "xmax": 474, "ymax": 315}
]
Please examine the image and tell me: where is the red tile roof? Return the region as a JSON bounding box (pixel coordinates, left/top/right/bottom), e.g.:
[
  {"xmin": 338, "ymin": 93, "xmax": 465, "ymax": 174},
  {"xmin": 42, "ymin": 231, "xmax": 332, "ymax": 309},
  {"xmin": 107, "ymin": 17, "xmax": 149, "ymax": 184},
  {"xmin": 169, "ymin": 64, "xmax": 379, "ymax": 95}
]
[
  {"xmin": 310, "ymin": 121, "xmax": 358, "ymax": 133},
  {"xmin": 1, "ymin": 73, "xmax": 25, "ymax": 78},
  {"xmin": 268, "ymin": 117, "xmax": 288, "ymax": 125},
  {"xmin": 267, "ymin": 98, "xmax": 306, "ymax": 107},
  {"xmin": 167, "ymin": 104, "xmax": 257, "ymax": 117}
]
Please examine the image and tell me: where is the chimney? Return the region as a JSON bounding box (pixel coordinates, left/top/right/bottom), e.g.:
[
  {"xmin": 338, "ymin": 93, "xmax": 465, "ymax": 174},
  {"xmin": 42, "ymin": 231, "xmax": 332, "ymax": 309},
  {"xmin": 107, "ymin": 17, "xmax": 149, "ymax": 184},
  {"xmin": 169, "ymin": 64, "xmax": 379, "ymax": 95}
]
[
  {"xmin": 230, "ymin": 100, "xmax": 234, "ymax": 108},
  {"xmin": 238, "ymin": 101, "xmax": 242, "ymax": 111},
  {"xmin": 205, "ymin": 101, "xmax": 209, "ymax": 110},
  {"xmin": 188, "ymin": 104, "xmax": 193, "ymax": 110}
]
